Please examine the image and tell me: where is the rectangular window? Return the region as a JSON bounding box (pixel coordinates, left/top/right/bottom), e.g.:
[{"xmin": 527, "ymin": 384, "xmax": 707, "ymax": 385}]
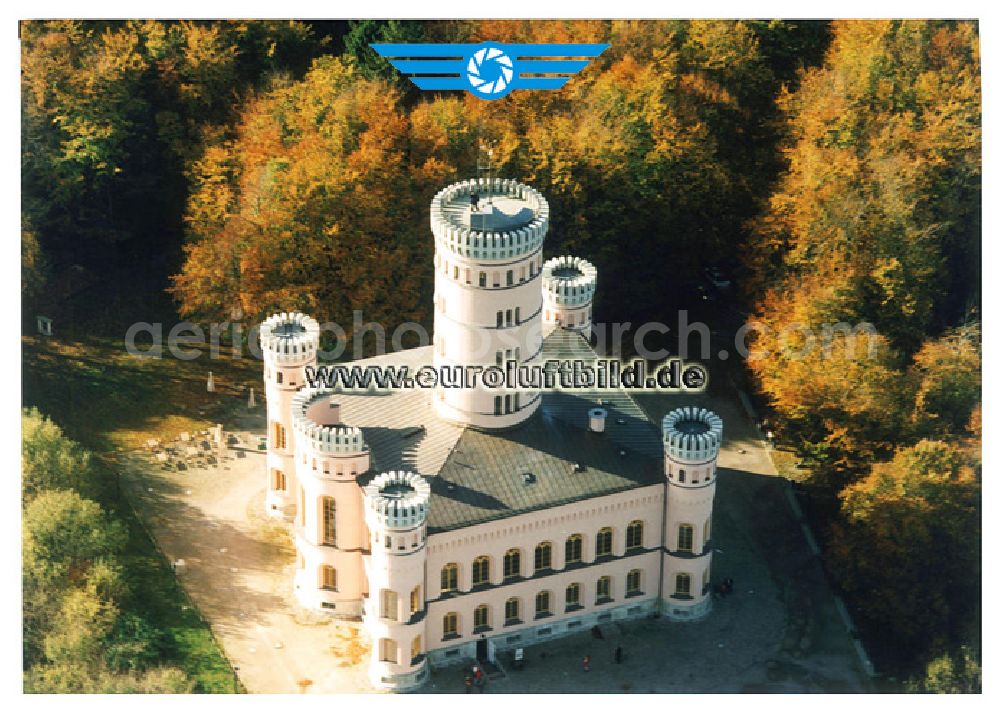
[
  {"xmin": 474, "ymin": 605, "xmax": 489, "ymax": 632},
  {"xmin": 596, "ymin": 529, "xmax": 612, "ymax": 557},
  {"xmin": 494, "ymin": 396, "xmax": 502, "ymax": 416},
  {"xmin": 411, "ymin": 635, "xmax": 422, "ymax": 660},
  {"xmin": 534, "ymin": 543, "xmax": 552, "ymax": 572},
  {"xmin": 443, "ymin": 613, "xmax": 458, "ymax": 636},
  {"xmin": 515, "ymin": 306, "xmax": 520, "ymax": 324},
  {"xmin": 626, "ymin": 521, "xmax": 643, "ymax": 550},
  {"xmin": 380, "ymin": 638, "xmax": 397, "ymax": 663},
  {"xmin": 322, "ymin": 497, "xmax": 336, "ymax": 546},
  {"xmin": 380, "ymin": 589, "xmax": 398, "ymax": 621},
  {"xmin": 627, "ymin": 569, "xmax": 641, "ymax": 595},
  {"xmin": 410, "ymin": 587, "xmax": 420, "ymax": 614},
  {"xmin": 479, "ymin": 272, "xmax": 487, "ymax": 287},
  {"xmin": 535, "ymin": 591, "xmax": 550, "ymax": 615},
  {"xmin": 505, "ymin": 309, "xmax": 513, "ymax": 326},
  {"xmin": 273, "ymin": 469, "xmax": 286, "ymax": 491},
  {"xmin": 322, "ymin": 565, "xmax": 336, "ymax": 591},
  {"xmin": 596, "ymin": 576, "xmax": 611, "ymax": 601},
  {"xmin": 565, "ymin": 583, "xmax": 581, "ymax": 609},
  {"xmin": 678, "ymin": 524, "xmax": 694, "ymax": 552},
  {"xmin": 497, "ymin": 311, "xmax": 503, "ymax": 328},
  {"xmin": 506, "ymin": 270, "xmax": 514, "ymax": 286},
  {"xmin": 441, "ymin": 565, "xmax": 458, "ymax": 593},
  {"xmin": 675, "ymin": 574, "xmax": 691, "ymax": 596},
  {"xmin": 505, "ymin": 598, "xmax": 520, "ymax": 622}
]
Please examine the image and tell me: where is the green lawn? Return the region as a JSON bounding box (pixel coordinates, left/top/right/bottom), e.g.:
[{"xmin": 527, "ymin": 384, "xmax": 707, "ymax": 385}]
[{"xmin": 23, "ymin": 332, "xmax": 263, "ymax": 692}]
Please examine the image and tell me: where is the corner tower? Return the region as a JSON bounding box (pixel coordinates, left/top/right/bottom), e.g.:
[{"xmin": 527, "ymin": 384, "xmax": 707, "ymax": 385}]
[
  {"xmin": 541, "ymin": 255, "xmax": 597, "ymax": 340},
  {"xmin": 430, "ymin": 178, "xmax": 549, "ymax": 429},
  {"xmin": 660, "ymin": 407, "xmax": 722, "ymax": 620},
  {"xmin": 290, "ymin": 385, "xmax": 370, "ymax": 617},
  {"xmin": 260, "ymin": 312, "xmax": 320, "ymax": 520},
  {"xmin": 363, "ymin": 471, "xmax": 431, "ymax": 691}
]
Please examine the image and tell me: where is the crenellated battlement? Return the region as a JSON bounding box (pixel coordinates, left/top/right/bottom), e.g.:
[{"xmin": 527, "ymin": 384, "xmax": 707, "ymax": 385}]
[
  {"xmin": 662, "ymin": 407, "xmax": 723, "ymax": 463},
  {"xmin": 291, "ymin": 385, "xmax": 366, "ymax": 456},
  {"xmin": 364, "ymin": 471, "xmax": 430, "ymax": 531},
  {"xmin": 260, "ymin": 311, "xmax": 320, "ymax": 364},
  {"xmin": 542, "ymin": 255, "xmax": 597, "ymax": 307},
  {"xmin": 430, "ymin": 178, "xmax": 549, "ymax": 262}
]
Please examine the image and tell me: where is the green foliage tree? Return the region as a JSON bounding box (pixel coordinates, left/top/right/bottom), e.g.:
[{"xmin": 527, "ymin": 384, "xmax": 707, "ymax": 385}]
[
  {"xmin": 22, "ymin": 407, "xmax": 99, "ymax": 500},
  {"xmin": 344, "ymin": 20, "xmax": 426, "ymax": 82},
  {"xmin": 906, "ymin": 645, "xmax": 982, "ymax": 693}
]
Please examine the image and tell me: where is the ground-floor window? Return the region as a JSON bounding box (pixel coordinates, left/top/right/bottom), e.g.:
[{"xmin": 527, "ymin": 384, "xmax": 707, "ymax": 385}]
[
  {"xmin": 565, "ymin": 583, "xmax": 581, "ymax": 609},
  {"xmin": 321, "ymin": 565, "xmax": 336, "ymax": 590},
  {"xmin": 379, "ymin": 638, "xmax": 397, "ymax": 663},
  {"xmin": 626, "ymin": 569, "xmax": 642, "ymax": 594},
  {"xmin": 675, "ymin": 573, "xmax": 691, "ymax": 596},
  {"xmin": 474, "ymin": 604, "xmax": 490, "ymax": 632},
  {"xmin": 596, "ymin": 576, "xmax": 611, "ymax": 602},
  {"xmin": 443, "ymin": 612, "xmax": 458, "ymax": 637},
  {"xmin": 535, "ymin": 591, "xmax": 550, "ymax": 616},
  {"xmin": 505, "ymin": 597, "xmax": 521, "ymax": 623}
]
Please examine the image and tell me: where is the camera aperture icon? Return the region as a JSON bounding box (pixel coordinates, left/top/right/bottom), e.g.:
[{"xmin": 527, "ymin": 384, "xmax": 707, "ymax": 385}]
[{"xmin": 466, "ymin": 44, "xmax": 515, "ymax": 99}]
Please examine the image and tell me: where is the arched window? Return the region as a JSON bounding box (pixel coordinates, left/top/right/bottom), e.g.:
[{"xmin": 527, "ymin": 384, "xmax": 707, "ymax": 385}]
[
  {"xmin": 626, "ymin": 569, "xmax": 642, "ymax": 595},
  {"xmin": 379, "ymin": 637, "xmax": 397, "ymax": 663},
  {"xmin": 534, "ymin": 542, "xmax": 552, "ymax": 573},
  {"xmin": 704, "ymin": 515, "xmax": 712, "ymax": 545},
  {"xmin": 596, "ymin": 576, "xmax": 612, "ymax": 602},
  {"xmin": 595, "ymin": 527, "xmax": 613, "ymax": 557},
  {"xmin": 322, "ymin": 497, "xmax": 336, "ymax": 546},
  {"xmin": 442, "ymin": 611, "xmax": 459, "ymax": 638},
  {"xmin": 626, "ymin": 520, "xmax": 644, "ymax": 550},
  {"xmin": 677, "ymin": 524, "xmax": 694, "ymax": 552},
  {"xmin": 321, "ymin": 565, "xmax": 336, "ymax": 591},
  {"xmin": 535, "ymin": 591, "xmax": 550, "ymax": 616},
  {"xmin": 565, "ymin": 583, "xmax": 582, "ymax": 609},
  {"xmin": 503, "ymin": 549, "xmax": 521, "ymax": 580},
  {"xmin": 472, "ymin": 556, "xmax": 491, "ymax": 587},
  {"xmin": 675, "ymin": 573, "xmax": 692, "ymax": 596},
  {"xmin": 565, "ymin": 534, "xmax": 583, "ymax": 564},
  {"xmin": 473, "ymin": 604, "xmax": 490, "ymax": 632},
  {"xmin": 505, "ymin": 597, "xmax": 521, "ymax": 624}
]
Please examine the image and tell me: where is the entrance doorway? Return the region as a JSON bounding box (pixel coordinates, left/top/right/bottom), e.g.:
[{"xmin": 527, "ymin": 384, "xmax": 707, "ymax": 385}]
[{"xmin": 476, "ymin": 636, "xmax": 488, "ymax": 663}]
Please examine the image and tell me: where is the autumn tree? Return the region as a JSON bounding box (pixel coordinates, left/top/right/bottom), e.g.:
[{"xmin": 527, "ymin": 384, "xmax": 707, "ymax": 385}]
[
  {"xmin": 173, "ymin": 56, "xmax": 445, "ymax": 352},
  {"xmin": 829, "ymin": 439, "xmax": 980, "ymax": 664}
]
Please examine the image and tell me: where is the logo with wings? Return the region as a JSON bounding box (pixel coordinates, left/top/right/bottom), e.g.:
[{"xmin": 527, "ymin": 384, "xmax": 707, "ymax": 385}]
[{"xmin": 371, "ymin": 42, "xmax": 610, "ymax": 100}]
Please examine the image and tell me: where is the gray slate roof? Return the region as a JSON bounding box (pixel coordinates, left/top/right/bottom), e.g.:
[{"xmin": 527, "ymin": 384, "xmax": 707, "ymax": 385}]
[{"xmin": 329, "ymin": 329, "xmax": 663, "ymax": 533}]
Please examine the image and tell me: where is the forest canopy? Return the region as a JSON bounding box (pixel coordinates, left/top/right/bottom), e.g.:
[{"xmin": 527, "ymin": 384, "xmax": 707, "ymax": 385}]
[{"xmin": 21, "ymin": 19, "xmax": 980, "ymax": 691}]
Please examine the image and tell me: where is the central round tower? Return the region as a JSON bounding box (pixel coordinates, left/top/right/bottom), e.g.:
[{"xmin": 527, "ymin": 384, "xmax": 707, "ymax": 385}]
[{"xmin": 430, "ymin": 178, "xmax": 548, "ymax": 429}]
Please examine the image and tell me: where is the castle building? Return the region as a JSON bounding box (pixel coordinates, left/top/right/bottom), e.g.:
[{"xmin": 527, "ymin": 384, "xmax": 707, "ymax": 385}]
[{"xmin": 261, "ymin": 178, "xmax": 722, "ymax": 691}]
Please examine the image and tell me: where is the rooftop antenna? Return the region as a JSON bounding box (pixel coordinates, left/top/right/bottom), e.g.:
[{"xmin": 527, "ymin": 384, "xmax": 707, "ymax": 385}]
[
  {"xmin": 471, "ymin": 141, "xmax": 496, "ymax": 233},
  {"xmin": 477, "ymin": 141, "xmax": 496, "ymax": 207}
]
